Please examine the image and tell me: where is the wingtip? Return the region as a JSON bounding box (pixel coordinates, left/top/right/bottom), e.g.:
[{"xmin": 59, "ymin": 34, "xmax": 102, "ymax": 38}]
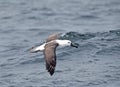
[
  {"xmin": 49, "ymin": 71, "xmax": 54, "ymax": 76},
  {"xmin": 47, "ymin": 68, "xmax": 55, "ymax": 76},
  {"xmin": 46, "ymin": 65, "xmax": 55, "ymax": 76},
  {"xmin": 50, "ymin": 72, "xmax": 54, "ymax": 76}
]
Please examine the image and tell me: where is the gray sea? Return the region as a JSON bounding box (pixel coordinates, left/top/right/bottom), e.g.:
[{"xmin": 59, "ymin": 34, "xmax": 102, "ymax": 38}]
[{"xmin": 0, "ymin": 0, "xmax": 120, "ymax": 87}]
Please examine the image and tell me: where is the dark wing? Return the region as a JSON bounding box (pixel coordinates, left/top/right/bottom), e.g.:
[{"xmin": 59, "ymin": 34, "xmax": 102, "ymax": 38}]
[
  {"xmin": 44, "ymin": 42, "xmax": 58, "ymax": 76},
  {"xmin": 46, "ymin": 33, "xmax": 62, "ymax": 42}
]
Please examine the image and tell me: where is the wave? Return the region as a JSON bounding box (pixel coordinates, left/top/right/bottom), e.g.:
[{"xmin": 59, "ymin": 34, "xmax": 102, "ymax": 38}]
[
  {"xmin": 62, "ymin": 29, "xmax": 120, "ymax": 55},
  {"xmin": 2, "ymin": 29, "xmax": 120, "ymax": 67}
]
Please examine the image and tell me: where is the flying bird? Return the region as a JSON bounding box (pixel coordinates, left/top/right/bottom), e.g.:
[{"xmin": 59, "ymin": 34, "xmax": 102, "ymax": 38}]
[{"xmin": 30, "ymin": 33, "xmax": 78, "ymax": 76}]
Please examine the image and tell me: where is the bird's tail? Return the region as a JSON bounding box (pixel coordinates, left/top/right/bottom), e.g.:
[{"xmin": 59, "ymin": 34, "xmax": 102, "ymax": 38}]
[
  {"xmin": 29, "ymin": 47, "xmax": 39, "ymax": 53},
  {"xmin": 29, "ymin": 46, "xmax": 42, "ymax": 53},
  {"xmin": 29, "ymin": 43, "xmax": 45, "ymax": 53}
]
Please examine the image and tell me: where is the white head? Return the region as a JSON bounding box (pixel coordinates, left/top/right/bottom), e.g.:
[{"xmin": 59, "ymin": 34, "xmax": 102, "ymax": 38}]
[
  {"xmin": 56, "ymin": 40, "xmax": 71, "ymax": 47},
  {"xmin": 56, "ymin": 40, "xmax": 78, "ymax": 48}
]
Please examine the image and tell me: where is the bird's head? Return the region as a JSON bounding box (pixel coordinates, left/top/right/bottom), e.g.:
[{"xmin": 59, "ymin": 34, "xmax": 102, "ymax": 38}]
[{"xmin": 56, "ymin": 40, "xmax": 79, "ymax": 48}]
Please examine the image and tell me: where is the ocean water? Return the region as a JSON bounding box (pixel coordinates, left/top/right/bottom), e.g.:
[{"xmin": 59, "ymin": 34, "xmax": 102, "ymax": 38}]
[{"xmin": 0, "ymin": 0, "xmax": 120, "ymax": 87}]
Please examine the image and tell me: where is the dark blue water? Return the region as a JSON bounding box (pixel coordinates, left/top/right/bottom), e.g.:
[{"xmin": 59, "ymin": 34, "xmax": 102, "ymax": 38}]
[{"xmin": 0, "ymin": 0, "xmax": 120, "ymax": 87}]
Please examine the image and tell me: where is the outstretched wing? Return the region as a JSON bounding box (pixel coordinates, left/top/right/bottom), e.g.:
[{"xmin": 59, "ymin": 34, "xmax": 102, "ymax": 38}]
[
  {"xmin": 44, "ymin": 42, "xmax": 58, "ymax": 76},
  {"xmin": 46, "ymin": 33, "xmax": 62, "ymax": 42}
]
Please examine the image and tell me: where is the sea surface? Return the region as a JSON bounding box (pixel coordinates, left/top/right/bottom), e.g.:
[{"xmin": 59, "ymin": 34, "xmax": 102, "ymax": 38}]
[{"xmin": 0, "ymin": 0, "xmax": 120, "ymax": 87}]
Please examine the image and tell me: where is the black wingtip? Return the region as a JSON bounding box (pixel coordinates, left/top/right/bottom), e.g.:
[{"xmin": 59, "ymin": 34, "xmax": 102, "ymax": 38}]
[
  {"xmin": 48, "ymin": 68, "xmax": 55, "ymax": 76},
  {"xmin": 49, "ymin": 72, "xmax": 54, "ymax": 76},
  {"xmin": 46, "ymin": 65, "xmax": 55, "ymax": 76},
  {"xmin": 46, "ymin": 61, "xmax": 56, "ymax": 76}
]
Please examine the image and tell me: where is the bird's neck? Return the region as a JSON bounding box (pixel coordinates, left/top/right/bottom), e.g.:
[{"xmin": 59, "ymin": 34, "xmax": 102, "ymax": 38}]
[{"xmin": 55, "ymin": 40, "xmax": 67, "ymax": 47}]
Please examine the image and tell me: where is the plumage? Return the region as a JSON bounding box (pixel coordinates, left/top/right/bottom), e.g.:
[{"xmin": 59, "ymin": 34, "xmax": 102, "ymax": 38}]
[
  {"xmin": 46, "ymin": 33, "xmax": 62, "ymax": 42},
  {"xmin": 44, "ymin": 41, "xmax": 58, "ymax": 75},
  {"xmin": 30, "ymin": 33, "xmax": 78, "ymax": 76}
]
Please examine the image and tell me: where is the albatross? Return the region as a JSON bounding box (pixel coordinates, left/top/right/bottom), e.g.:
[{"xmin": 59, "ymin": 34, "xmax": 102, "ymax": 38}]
[{"xmin": 30, "ymin": 33, "xmax": 78, "ymax": 76}]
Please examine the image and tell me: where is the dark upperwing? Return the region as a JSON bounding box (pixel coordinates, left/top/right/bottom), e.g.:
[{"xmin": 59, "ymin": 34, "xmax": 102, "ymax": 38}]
[{"xmin": 44, "ymin": 41, "xmax": 59, "ymax": 76}]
